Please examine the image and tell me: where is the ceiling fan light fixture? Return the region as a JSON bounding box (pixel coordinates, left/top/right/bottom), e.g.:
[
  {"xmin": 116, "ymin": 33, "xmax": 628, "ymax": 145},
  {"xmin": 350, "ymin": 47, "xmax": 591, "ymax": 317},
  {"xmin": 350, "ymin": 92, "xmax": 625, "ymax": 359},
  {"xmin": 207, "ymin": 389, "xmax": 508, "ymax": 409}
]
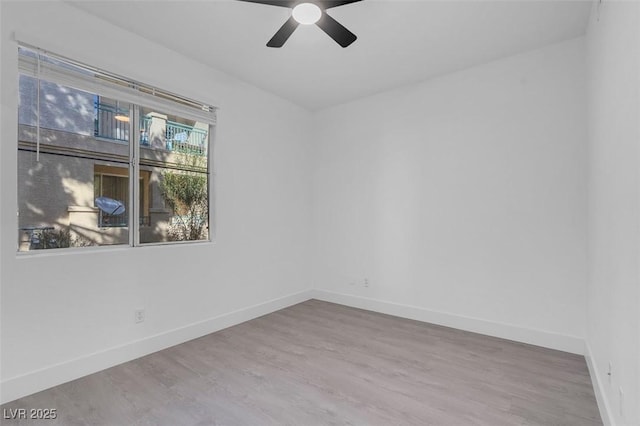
[{"xmin": 292, "ymin": 3, "xmax": 322, "ymax": 25}]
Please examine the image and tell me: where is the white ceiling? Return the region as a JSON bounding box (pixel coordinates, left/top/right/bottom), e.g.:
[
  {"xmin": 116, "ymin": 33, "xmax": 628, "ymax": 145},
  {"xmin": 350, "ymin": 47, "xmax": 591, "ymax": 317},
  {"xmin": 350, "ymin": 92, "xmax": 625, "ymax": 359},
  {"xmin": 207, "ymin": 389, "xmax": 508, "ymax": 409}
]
[{"xmin": 69, "ymin": 0, "xmax": 592, "ymax": 111}]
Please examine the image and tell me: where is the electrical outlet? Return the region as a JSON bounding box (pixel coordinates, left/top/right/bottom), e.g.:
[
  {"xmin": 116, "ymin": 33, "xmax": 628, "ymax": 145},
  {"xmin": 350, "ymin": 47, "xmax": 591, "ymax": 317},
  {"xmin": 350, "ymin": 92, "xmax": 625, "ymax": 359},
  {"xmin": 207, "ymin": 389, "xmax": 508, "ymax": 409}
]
[
  {"xmin": 134, "ymin": 309, "xmax": 145, "ymax": 324},
  {"xmin": 364, "ymin": 278, "xmax": 369, "ymax": 288},
  {"xmin": 619, "ymin": 387, "xmax": 624, "ymax": 417}
]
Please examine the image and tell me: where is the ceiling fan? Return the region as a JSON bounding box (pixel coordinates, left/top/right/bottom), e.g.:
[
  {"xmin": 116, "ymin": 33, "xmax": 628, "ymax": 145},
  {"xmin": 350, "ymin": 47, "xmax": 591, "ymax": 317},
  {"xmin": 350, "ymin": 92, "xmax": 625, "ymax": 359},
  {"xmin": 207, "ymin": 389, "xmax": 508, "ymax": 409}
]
[{"xmin": 237, "ymin": 0, "xmax": 362, "ymax": 48}]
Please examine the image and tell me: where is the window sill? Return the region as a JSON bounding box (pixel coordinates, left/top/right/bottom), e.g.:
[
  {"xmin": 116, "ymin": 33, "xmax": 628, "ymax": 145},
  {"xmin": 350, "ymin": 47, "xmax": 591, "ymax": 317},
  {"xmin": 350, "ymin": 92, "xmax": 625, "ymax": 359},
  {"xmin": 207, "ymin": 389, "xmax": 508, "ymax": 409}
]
[{"xmin": 16, "ymin": 239, "xmax": 216, "ymax": 259}]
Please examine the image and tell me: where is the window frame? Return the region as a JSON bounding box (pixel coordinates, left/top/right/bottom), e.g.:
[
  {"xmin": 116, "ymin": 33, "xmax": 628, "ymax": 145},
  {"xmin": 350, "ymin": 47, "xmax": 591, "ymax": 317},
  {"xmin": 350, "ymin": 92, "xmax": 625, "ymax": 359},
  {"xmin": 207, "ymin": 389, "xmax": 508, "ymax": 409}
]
[{"xmin": 17, "ymin": 44, "xmax": 216, "ymax": 253}]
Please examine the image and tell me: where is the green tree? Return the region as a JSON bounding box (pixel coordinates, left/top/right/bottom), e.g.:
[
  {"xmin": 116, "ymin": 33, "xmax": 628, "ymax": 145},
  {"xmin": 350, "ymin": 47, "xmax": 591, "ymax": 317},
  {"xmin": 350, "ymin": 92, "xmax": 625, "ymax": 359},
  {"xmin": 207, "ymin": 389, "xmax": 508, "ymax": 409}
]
[{"xmin": 160, "ymin": 154, "xmax": 208, "ymax": 241}]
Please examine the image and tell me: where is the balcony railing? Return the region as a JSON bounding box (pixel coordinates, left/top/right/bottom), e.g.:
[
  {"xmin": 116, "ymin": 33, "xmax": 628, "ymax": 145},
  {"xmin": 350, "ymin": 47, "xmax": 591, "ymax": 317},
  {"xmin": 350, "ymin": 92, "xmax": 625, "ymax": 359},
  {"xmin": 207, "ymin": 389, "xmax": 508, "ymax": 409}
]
[
  {"xmin": 94, "ymin": 102, "xmax": 129, "ymax": 142},
  {"xmin": 95, "ymin": 102, "xmax": 206, "ymax": 156},
  {"xmin": 141, "ymin": 118, "xmax": 207, "ymax": 156}
]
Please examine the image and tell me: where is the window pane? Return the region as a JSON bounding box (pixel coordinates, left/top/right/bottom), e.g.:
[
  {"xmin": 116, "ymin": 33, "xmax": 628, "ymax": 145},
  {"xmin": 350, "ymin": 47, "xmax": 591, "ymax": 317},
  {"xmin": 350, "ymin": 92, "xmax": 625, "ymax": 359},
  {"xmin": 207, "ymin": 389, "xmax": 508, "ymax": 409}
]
[
  {"xmin": 18, "ymin": 75, "xmax": 131, "ymax": 252},
  {"xmin": 138, "ymin": 106, "xmax": 209, "ymax": 244}
]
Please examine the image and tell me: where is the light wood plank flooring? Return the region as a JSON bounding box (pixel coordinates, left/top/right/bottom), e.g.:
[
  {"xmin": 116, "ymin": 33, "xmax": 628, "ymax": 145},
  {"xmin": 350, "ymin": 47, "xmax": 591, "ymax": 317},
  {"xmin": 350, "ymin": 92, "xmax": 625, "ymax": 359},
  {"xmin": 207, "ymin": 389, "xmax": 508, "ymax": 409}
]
[{"xmin": 1, "ymin": 300, "xmax": 601, "ymax": 425}]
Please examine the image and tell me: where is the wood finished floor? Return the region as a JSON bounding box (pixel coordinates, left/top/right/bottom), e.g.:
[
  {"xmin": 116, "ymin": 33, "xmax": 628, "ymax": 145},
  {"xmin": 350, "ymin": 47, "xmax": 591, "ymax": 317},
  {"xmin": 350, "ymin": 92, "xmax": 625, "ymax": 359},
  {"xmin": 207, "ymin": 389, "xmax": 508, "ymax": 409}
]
[{"xmin": 2, "ymin": 300, "xmax": 601, "ymax": 425}]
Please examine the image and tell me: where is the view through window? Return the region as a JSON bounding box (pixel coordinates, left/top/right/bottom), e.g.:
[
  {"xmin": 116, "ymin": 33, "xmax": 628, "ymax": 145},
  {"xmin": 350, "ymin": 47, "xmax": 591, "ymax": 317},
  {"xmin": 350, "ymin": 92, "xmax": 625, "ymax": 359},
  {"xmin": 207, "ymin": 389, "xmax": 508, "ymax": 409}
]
[{"xmin": 17, "ymin": 46, "xmax": 214, "ymax": 252}]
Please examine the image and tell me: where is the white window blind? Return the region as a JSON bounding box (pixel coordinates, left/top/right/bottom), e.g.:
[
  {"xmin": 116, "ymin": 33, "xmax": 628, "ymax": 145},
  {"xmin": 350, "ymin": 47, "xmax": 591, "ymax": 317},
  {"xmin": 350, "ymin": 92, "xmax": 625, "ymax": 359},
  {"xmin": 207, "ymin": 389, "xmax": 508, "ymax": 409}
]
[{"xmin": 18, "ymin": 44, "xmax": 217, "ymax": 125}]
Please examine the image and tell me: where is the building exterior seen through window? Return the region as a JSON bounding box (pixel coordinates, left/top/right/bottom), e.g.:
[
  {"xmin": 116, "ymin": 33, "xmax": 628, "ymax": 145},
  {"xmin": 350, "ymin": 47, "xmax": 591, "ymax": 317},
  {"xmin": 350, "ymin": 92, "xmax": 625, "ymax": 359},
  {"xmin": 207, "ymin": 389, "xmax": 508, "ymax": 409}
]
[{"xmin": 17, "ymin": 65, "xmax": 211, "ymax": 252}]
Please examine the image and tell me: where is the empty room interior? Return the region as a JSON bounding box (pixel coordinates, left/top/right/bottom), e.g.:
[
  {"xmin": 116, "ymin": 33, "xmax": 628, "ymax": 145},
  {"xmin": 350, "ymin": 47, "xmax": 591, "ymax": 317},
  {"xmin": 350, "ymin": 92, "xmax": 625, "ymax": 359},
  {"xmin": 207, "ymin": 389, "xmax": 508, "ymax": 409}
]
[{"xmin": 0, "ymin": 0, "xmax": 639, "ymax": 425}]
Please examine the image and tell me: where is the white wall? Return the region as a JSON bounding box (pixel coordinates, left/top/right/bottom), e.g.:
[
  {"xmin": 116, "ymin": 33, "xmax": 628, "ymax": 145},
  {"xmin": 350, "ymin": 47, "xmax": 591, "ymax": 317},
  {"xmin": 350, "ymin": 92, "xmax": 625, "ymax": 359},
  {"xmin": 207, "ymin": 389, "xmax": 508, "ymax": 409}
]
[
  {"xmin": 0, "ymin": 1, "xmax": 313, "ymax": 403},
  {"xmin": 311, "ymin": 37, "xmax": 588, "ymax": 354},
  {"xmin": 585, "ymin": 1, "xmax": 640, "ymax": 425}
]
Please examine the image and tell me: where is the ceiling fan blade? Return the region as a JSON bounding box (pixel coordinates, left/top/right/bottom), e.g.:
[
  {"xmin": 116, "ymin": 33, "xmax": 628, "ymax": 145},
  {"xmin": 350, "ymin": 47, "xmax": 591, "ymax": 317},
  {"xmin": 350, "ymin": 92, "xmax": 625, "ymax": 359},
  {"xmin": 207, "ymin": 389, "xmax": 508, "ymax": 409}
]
[
  {"xmin": 267, "ymin": 16, "xmax": 300, "ymax": 47},
  {"xmin": 236, "ymin": 0, "xmax": 295, "ymax": 7},
  {"xmin": 319, "ymin": 0, "xmax": 362, "ymax": 9},
  {"xmin": 316, "ymin": 13, "xmax": 357, "ymax": 47}
]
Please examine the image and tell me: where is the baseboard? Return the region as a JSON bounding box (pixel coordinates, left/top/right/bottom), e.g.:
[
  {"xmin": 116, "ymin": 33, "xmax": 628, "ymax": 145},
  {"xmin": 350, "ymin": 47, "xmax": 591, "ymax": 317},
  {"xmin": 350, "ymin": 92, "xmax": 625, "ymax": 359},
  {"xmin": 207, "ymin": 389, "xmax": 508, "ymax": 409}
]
[
  {"xmin": 0, "ymin": 289, "xmax": 314, "ymax": 405},
  {"xmin": 311, "ymin": 289, "xmax": 585, "ymax": 355},
  {"xmin": 585, "ymin": 342, "xmax": 615, "ymax": 426},
  {"xmin": 1, "ymin": 288, "xmax": 588, "ymax": 404}
]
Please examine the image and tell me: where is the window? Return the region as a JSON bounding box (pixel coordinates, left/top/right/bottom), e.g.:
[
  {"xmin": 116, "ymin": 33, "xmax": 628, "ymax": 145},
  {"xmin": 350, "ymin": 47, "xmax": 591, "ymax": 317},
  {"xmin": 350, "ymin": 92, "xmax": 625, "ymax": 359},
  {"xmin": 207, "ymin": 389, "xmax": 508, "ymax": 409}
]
[
  {"xmin": 94, "ymin": 96, "xmax": 130, "ymax": 143},
  {"xmin": 93, "ymin": 166, "xmax": 150, "ymax": 228},
  {"xmin": 17, "ymin": 45, "xmax": 216, "ymax": 252},
  {"xmin": 95, "ymin": 174, "xmax": 128, "ymax": 227}
]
